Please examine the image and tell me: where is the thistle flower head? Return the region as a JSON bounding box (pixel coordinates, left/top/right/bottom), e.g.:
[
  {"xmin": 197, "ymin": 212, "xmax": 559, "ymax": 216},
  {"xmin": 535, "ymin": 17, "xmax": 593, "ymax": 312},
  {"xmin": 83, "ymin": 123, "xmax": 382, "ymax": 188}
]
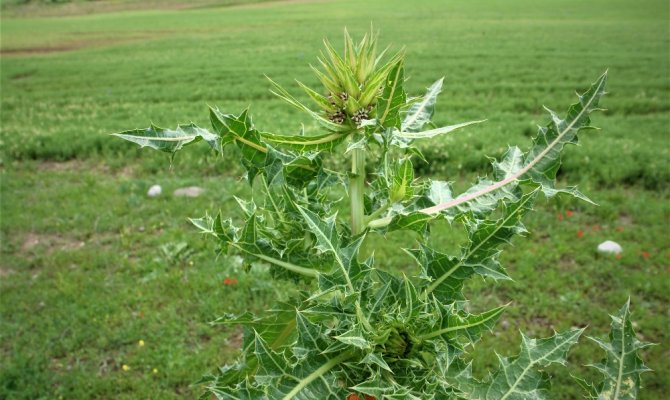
[{"xmin": 303, "ymin": 28, "xmax": 404, "ymax": 127}]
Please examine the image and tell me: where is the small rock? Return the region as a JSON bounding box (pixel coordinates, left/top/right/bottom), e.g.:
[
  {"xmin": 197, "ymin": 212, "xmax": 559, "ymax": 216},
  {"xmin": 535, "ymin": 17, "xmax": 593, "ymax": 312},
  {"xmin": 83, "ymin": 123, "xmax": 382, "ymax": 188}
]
[
  {"xmin": 597, "ymin": 240, "xmax": 623, "ymax": 255},
  {"xmin": 147, "ymin": 184, "xmax": 162, "ymax": 197},
  {"xmin": 173, "ymin": 186, "xmax": 205, "ymax": 198}
]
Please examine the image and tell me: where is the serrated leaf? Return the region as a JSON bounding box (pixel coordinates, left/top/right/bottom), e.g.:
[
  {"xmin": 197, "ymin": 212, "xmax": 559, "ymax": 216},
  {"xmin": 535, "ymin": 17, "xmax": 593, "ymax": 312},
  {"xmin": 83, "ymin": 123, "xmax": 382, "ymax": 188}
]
[
  {"xmin": 377, "ymin": 60, "xmax": 406, "ymax": 129},
  {"xmin": 361, "ymin": 352, "xmax": 393, "ymax": 373},
  {"xmin": 454, "ymin": 329, "xmax": 584, "ymax": 400},
  {"xmin": 402, "ymin": 77, "xmax": 443, "ymax": 132},
  {"xmin": 413, "ymin": 190, "xmax": 537, "ymax": 301},
  {"xmin": 390, "ymin": 157, "xmax": 414, "ymax": 202},
  {"xmin": 396, "ymin": 119, "xmax": 485, "ymax": 140},
  {"xmin": 253, "ymin": 332, "xmax": 289, "ymax": 384},
  {"xmin": 208, "ymin": 379, "xmax": 267, "ymax": 400},
  {"xmin": 112, "ymin": 123, "xmax": 219, "ymax": 155},
  {"xmin": 264, "ymin": 146, "xmax": 320, "ymax": 188},
  {"xmin": 268, "ymin": 349, "xmax": 356, "ymax": 400},
  {"xmin": 191, "ymin": 211, "xmax": 319, "ymax": 279},
  {"xmin": 210, "ymin": 108, "xmax": 267, "ymax": 181},
  {"xmin": 409, "ymin": 72, "xmax": 607, "ymax": 217},
  {"xmin": 260, "ymin": 130, "xmax": 348, "ymax": 152},
  {"xmin": 296, "ymin": 206, "xmax": 340, "ymax": 256},
  {"xmin": 368, "ymin": 147, "xmax": 526, "ymax": 231},
  {"xmin": 190, "ymin": 213, "xmax": 237, "ymax": 252},
  {"xmin": 577, "ymin": 300, "xmax": 654, "ymax": 400},
  {"xmin": 419, "ymin": 304, "xmax": 507, "ymax": 344},
  {"xmin": 522, "ymin": 73, "xmax": 607, "ymax": 200},
  {"xmin": 386, "ymin": 211, "xmax": 434, "ymax": 234},
  {"xmin": 334, "ymin": 326, "xmax": 370, "ymax": 350}
]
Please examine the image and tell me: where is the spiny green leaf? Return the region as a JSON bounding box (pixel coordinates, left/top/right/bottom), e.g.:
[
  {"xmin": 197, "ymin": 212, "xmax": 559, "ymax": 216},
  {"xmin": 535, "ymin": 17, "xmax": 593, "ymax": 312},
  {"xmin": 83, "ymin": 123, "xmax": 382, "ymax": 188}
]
[
  {"xmin": 376, "ymin": 60, "xmax": 406, "ymax": 129},
  {"xmin": 453, "ymin": 329, "xmax": 585, "ymax": 400},
  {"xmin": 296, "ymin": 206, "xmax": 340, "ymax": 256},
  {"xmin": 401, "ymin": 77, "xmax": 443, "ymax": 132},
  {"xmin": 209, "ymin": 108, "xmax": 266, "ymax": 181},
  {"xmin": 264, "ymin": 146, "xmax": 320, "ymax": 188},
  {"xmin": 190, "ymin": 213, "xmax": 237, "ymax": 253},
  {"xmin": 334, "ymin": 326, "xmax": 371, "ymax": 350},
  {"xmin": 412, "ymin": 190, "xmax": 537, "ymax": 302},
  {"xmin": 269, "ymin": 349, "xmax": 356, "ymax": 400},
  {"xmin": 395, "ymin": 119, "xmax": 485, "ymax": 140},
  {"xmin": 208, "ymin": 379, "xmax": 266, "ymax": 400},
  {"xmin": 577, "ymin": 300, "xmax": 654, "ymax": 400},
  {"xmin": 386, "ymin": 211, "xmax": 433, "ymax": 234},
  {"xmin": 410, "ymin": 72, "xmax": 607, "ymax": 217},
  {"xmin": 522, "ymin": 72, "xmax": 607, "ymax": 201},
  {"xmin": 367, "ymin": 147, "xmax": 526, "ymax": 231},
  {"xmin": 112, "ymin": 123, "xmax": 219, "ymax": 155},
  {"xmin": 260, "ymin": 131, "xmax": 348, "ymax": 152},
  {"xmin": 419, "ymin": 304, "xmax": 507, "ymax": 343},
  {"xmin": 191, "ymin": 211, "xmax": 319, "ymax": 279},
  {"xmin": 253, "ymin": 332, "xmax": 289, "ymax": 384},
  {"xmin": 390, "ymin": 157, "xmax": 414, "ymax": 202}
]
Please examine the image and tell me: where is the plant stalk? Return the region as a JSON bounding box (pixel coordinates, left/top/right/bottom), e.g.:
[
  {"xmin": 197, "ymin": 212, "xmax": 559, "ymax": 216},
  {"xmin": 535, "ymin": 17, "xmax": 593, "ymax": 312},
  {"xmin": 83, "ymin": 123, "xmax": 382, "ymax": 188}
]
[
  {"xmin": 350, "ymin": 148, "xmax": 366, "ymax": 235},
  {"xmin": 348, "ymin": 147, "xmax": 375, "ymax": 332}
]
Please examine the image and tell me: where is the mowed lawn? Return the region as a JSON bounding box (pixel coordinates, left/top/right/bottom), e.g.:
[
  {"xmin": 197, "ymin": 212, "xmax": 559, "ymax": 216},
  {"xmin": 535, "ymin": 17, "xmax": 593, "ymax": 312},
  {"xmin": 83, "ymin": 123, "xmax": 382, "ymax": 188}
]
[{"xmin": 1, "ymin": 0, "xmax": 669, "ymax": 398}]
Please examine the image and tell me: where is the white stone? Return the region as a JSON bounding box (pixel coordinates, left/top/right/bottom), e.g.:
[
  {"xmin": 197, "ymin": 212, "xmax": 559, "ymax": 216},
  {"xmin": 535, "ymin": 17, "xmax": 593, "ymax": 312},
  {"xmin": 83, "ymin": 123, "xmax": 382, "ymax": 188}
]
[
  {"xmin": 147, "ymin": 184, "xmax": 162, "ymax": 197},
  {"xmin": 597, "ymin": 240, "xmax": 623, "ymax": 254},
  {"xmin": 173, "ymin": 186, "xmax": 205, "ymax": 198}
]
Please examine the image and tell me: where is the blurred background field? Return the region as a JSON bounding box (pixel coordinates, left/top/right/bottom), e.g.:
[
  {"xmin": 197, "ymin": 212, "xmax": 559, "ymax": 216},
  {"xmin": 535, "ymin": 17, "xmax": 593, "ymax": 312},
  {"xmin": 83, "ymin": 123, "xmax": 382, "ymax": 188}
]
[{"xmin": 1, "ymin": 0, "xmax": 668, "ymax": 398}]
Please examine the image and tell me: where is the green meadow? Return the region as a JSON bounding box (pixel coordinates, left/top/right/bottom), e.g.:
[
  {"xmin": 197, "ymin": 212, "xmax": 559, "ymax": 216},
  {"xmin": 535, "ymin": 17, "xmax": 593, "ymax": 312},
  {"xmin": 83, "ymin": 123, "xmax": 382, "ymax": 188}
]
[{"xmin": 1, "ymin": 0, "xmax": 668, "ymax": 398}]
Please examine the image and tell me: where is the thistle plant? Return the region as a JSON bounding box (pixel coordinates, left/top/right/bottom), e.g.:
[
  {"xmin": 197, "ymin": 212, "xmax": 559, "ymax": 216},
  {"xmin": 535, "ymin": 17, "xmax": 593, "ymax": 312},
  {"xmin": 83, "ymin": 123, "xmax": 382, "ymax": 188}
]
[{"xmin": 114, "ymin": 30, "xmax": 652, "ymax": 399}]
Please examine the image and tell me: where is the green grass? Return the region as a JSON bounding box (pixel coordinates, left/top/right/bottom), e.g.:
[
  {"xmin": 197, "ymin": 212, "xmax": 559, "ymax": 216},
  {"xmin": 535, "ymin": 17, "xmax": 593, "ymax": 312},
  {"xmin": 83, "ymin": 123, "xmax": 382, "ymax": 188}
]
[{"xmin": 1, "ymin": 0, "xmax": 669, "ymax": 398}]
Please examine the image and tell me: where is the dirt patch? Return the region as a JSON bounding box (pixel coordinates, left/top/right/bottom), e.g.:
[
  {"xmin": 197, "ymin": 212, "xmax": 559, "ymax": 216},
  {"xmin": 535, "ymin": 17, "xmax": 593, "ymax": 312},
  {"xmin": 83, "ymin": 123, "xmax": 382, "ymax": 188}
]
[
  {"xmin": 1, "ymin": 46, "xmax": 79, "ymax": 56},
  {"xmin": 0, "ymin": 36, "xmax": 155, "ymax": 57},
  {"xmin": 2, "ymin": 0, "xmax": 328, "ymax": 18},
  {"xmin": 36, "ymin": 159, "xmax": 86, "ymax": 173},
  {"xmin": 21, "ymin": 232, "xmax": 86, "ymax": 254},
  {"xmin": 21, "ymin": 233, "xmax": 42, "ymax": 252},
  {"xmin": 618, "ymin": 213, "xmax": 634, "ymax": 226},
  {"xmin": 0, "ymin": 268, "xmax": 16, "ymax": 278},
  {"xmin": 1, "ymin": 0, "xmax": 275, "ymax": 18},
  {"xmin": 227, "ymin": 326, "xmax": 244, "ymax": 349}
]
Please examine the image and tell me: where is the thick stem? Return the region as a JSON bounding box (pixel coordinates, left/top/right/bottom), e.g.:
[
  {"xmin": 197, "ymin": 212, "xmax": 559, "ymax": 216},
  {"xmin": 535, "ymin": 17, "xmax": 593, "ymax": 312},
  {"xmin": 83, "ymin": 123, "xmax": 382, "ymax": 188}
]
[
  {"xmin": 348, "ymin": 148, "xmax": 374, "ymax": 332},
  {"xmin": 350, "ymin": 148, "xmax": 366, "ymax": 235}
]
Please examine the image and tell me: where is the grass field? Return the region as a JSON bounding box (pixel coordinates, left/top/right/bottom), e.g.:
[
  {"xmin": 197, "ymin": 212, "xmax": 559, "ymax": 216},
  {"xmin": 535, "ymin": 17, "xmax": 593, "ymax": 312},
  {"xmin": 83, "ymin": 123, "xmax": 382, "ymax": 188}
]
[{"xmin": 1, "ymin": 0, "xmax": 669, "ymax": 398}]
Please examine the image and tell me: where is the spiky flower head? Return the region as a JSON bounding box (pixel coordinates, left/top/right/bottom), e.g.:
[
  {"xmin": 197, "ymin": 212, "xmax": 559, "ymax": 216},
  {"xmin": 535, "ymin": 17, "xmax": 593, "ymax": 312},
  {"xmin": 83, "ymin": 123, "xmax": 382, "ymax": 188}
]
[{"xmin": 303, "ymin": 28, "xmax": 404, "ymax": 127}]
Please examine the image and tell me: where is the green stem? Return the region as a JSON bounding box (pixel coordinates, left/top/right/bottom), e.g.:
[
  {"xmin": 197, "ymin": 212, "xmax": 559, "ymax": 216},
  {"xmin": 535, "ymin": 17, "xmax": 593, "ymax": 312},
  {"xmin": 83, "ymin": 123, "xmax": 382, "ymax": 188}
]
[
  {"xmin": 350, "ymin": 148, "xmax": 366, "ymax": 235},
  {"xmin": 231, "ymin": 244, "xmax": 318, "ymax": 278},
  {"xmin": 254, "ymin": 253, "xmax": 319, "ymax": 278},
  {"xmin": 281, "ymin": 349, "xmax": 356, "ymax": 400},
  {"xmin": 348, "ymin": 148, "xmax": 374, "ymax": 332},
  {"xmin": 366, "ymin": 201, "xmax": 390, "ymax": 222}
]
